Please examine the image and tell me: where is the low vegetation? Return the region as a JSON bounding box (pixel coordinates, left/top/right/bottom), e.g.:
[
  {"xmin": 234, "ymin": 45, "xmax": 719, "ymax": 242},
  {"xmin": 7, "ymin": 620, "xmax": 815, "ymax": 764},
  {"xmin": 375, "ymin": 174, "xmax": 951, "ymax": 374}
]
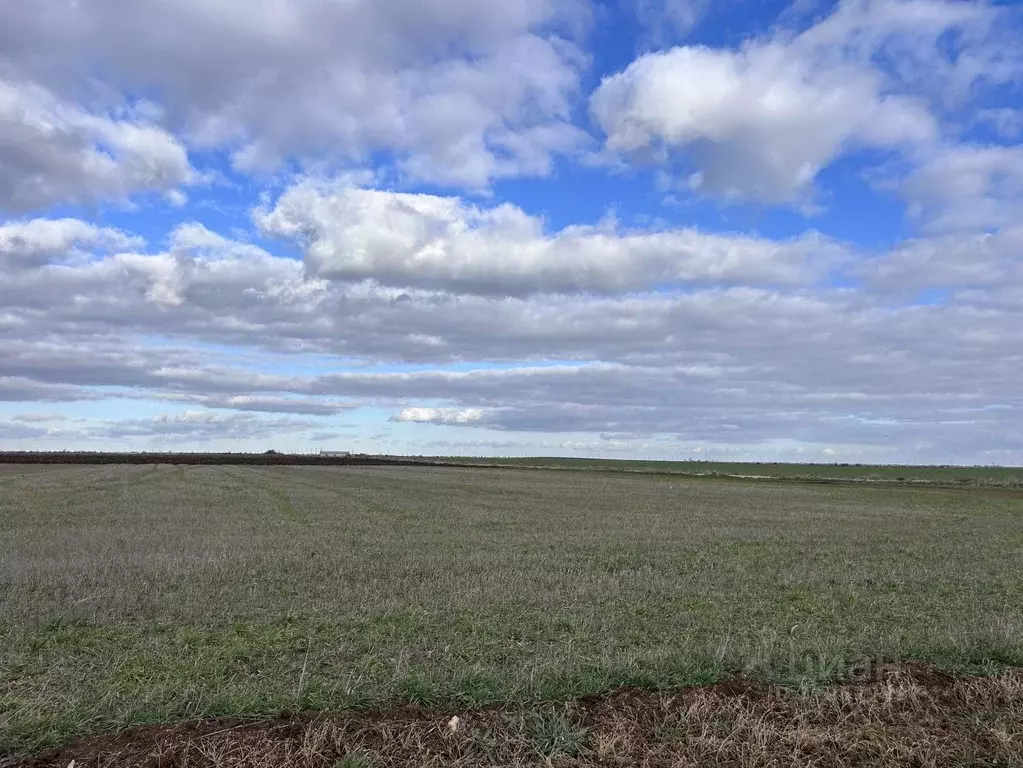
[
  {"xmin": 1, "ymin": 463, "xmax": 1021, "ymax": 763},
  {"xmin": 18, "ymin": 668, "xmax": 1023, "ymax": 767},
  {"xmin": 444, "ymin": 455, "xmax": 1023, "ymax": 485}
]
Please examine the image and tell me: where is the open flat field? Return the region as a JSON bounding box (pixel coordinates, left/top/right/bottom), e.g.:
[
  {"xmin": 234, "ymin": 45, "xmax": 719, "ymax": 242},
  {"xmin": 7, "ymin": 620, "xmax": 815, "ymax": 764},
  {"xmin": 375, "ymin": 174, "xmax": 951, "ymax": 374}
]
[
  {"xmin": 4, "ymin": 453, "xmax": 1022, "ymax": 487},
  {"xmin": 2, "ymin": 464, "xmax": 1022, "ymax": 765},
  {"xmin": 444, "ymin": 456, "xmax": 1023, "ymax": 485}
]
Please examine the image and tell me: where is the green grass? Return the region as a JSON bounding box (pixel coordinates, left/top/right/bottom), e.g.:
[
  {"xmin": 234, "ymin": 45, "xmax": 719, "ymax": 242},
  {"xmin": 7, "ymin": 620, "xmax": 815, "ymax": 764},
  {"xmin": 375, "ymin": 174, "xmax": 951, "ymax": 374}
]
[
  {"xmin": 1, "ymin": 463, "xmax": 1021, "ymax": 754},
  {"xmin": 333, "ymin": 757, "xmax": 375, "ymax": 768},
  {"xmin": 528, "ymin": 710, "xmax": 588, "ymax": 757}
]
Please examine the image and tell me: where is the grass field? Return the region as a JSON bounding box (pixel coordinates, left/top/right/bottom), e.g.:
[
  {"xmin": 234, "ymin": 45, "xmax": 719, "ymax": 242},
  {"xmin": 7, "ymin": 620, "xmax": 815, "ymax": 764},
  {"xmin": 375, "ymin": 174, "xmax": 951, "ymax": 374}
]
[
  {"xmin": 441, "ymin": 456, "xmax": 1023, "ymax": 485},
  {"xmin": 2, "ymin": 463, "xmax": 1022, "ymax": 764}
]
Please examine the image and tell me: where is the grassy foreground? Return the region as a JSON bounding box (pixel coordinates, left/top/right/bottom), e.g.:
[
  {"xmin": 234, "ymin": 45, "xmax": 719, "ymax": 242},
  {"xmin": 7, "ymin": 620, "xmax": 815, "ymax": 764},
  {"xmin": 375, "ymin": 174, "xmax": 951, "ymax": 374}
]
[
  {"xmin": 1, "ymin": 463, "xmax": 1021, "ymax": 756},
  {"xmin": 19, "ymin": 670, "xmax": 1023, "ymax": 767}
]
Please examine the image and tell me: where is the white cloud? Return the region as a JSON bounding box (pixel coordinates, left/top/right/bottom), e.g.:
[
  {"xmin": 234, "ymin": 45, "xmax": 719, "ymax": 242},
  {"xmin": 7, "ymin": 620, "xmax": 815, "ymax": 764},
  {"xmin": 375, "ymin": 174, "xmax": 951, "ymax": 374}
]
[
  {"xmin": 2, "ymin": 227, "xmax": 1022, "ymax": 458},
  {"xmin": 0, "ymin": 0, "xmax": 589, "ymax": 190},
  {"xmin": 11, "ymin": 412, "xmax": 67, "ymax": 423},
  {"xmin": 0, "ymin": 421, "xmax": 51, "ymax": 440},
  {"xmin": 0, "ymin": 377, "xmax": 101, "ymax": 403},
  {"xmin": 591, "ymin": 42, "xmax": 934, "ymax": 204},
  {"xmin": 861, "ymin": 225, "xmax": 1023, "ymax": 292},
  {"xmin": 589, "ymin": 0, "xmax": 1011, "ymax": 204},
  {"xmin": 256, "ymin": 179, "xmax": 849, "ymax": 295},
  {"xmin": 0, "ymin": 218, "xmax": 141, "ymax": 269},
  {"xmin": 632, "ymin": 0, "xmax": 710, "ymax": 40},
  {"xmin": 392, "ymin": 407, "xmax": 486, "ymax": 425},
  {"xmin": 0, "ymin": 79, "xmax": 196, "ymax": 211},
  {"xmin": 100, "ymin": 411, "xmax": 318, "ymax": 441},
  {"xmin": 900, "ymin": 144, "xmax": 1023, "ymax": 233},
  {"xmin": 975, "ymin": 109, "xmax": 1023, "ymax": 139},
  {"xmin": 155, "ymin": 394, "xmax": 357, "ymax": 417},
  {"xmin": 798, "ymin": 0, "xmax": 1017, "ymax": 102}
]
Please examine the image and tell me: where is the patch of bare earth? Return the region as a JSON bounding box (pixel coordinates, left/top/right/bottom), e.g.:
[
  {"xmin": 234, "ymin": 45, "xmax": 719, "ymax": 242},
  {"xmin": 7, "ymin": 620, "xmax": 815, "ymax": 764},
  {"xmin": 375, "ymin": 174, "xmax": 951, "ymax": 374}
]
[{"xmin": 9, "ymin": 665, "xmax": 1023, "ymax": 768}]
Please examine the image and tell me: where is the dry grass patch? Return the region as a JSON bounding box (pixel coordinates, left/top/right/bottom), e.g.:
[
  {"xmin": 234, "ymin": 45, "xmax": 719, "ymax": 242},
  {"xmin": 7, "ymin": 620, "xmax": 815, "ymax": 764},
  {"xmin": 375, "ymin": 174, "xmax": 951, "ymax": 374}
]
[{"xmin": 10, "ymin": 666, "xmax": 1023, "ymax": 767}]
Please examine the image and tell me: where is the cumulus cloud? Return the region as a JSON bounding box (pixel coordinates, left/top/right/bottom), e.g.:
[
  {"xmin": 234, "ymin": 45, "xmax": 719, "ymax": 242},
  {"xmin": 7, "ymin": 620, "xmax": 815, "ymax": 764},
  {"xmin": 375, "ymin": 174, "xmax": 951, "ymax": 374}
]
[
  {"xmin": 256, "ymin": 179, "xmax": 849, "ymax": 295},
  {"xmin": 0, "ymin": 79, "xmax": 196, "ymax": 211},
  {"xmin": 0, "ymin": 218, "xmax": 141, "ymax": 270},
  {"xmin": 0, "ymin": 0, "xmax": 588, "ymax": 190},
  {"xmin": 591, "ymin": 47, "xmax": 932, "ymax": 204},
  {"xmin": 0, "ymin": 218, "xmax": 307, "ymax": 313},
  {"xmin": 590, "ymin": 0, "xmax": 1010, "ymax": 204}
]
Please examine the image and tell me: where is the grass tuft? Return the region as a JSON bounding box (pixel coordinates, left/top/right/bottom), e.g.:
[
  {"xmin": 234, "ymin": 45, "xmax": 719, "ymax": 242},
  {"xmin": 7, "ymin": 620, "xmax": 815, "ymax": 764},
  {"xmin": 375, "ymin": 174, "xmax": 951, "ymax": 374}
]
[
  {"xmin": 528, "ymin": 709, "xmax": 588, "ymax": 757},
  {"xmin": 332, "ymin": 754, "xmax": 375, "ymax": 768}
]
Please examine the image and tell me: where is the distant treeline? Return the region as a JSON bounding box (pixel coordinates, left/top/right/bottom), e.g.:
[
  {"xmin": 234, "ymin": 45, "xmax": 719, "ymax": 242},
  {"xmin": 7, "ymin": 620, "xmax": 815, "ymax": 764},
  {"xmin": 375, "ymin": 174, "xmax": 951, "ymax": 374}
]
[{"xmin": 0, "ymin": 452, "xmax": 422, "ymax": 466}]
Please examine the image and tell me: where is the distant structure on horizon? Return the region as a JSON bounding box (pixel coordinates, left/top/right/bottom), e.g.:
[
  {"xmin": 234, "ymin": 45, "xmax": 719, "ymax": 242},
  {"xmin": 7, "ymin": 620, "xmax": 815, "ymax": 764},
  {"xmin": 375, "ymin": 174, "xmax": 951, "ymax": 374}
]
[{"xmin": 320, "ymin": 450, "xmax": 351, "ymax": 457}]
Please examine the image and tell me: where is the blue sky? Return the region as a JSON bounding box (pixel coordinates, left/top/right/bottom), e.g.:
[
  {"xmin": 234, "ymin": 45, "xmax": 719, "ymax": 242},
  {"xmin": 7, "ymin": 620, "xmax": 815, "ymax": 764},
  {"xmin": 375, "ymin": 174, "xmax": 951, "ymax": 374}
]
[{"xmin": 1, "ymin": 0, "xmax": 1022, "ymax": 463}]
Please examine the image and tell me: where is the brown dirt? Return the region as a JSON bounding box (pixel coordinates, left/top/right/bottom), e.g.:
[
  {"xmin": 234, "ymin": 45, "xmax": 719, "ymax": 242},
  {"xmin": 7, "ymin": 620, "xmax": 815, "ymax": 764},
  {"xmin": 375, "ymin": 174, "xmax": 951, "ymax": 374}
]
[{"xmin": 8, "ymin": 665, "xmax": 1023, "ymax": 768}]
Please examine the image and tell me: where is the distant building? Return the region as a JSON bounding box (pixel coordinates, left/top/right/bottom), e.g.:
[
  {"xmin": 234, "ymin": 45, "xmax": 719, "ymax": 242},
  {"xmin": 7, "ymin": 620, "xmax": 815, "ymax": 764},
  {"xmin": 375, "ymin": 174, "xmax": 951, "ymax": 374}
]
[{"xmin": 320, "ymin": 450, "xmax": 351, "ymax": 457}]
